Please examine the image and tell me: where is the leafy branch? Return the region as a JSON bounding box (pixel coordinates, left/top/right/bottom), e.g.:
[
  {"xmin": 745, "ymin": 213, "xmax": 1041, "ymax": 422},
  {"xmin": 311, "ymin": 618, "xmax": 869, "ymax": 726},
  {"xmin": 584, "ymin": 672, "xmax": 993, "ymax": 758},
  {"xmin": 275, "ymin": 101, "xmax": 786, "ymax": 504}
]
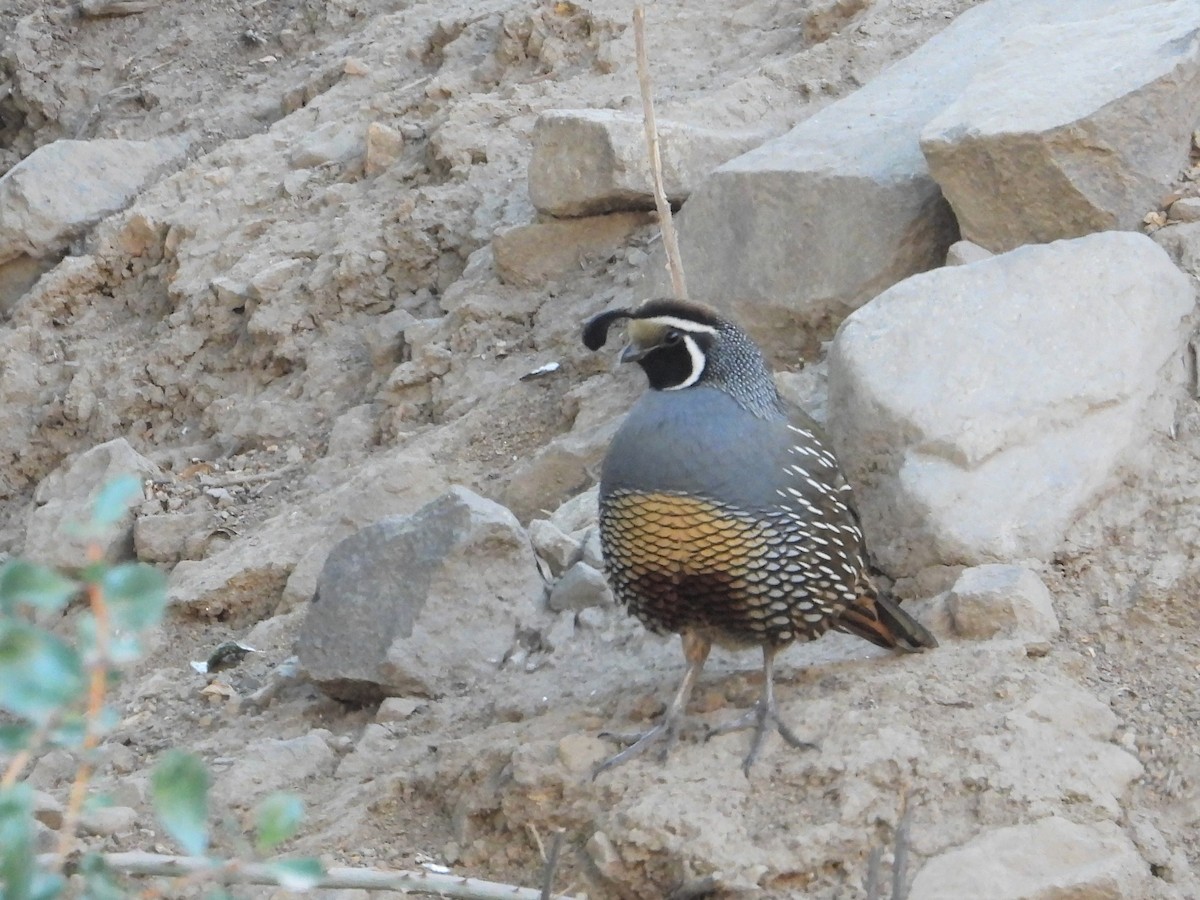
[{"xmin": 0, "ymin": 476, "xmax": 583, "ymax": 899}]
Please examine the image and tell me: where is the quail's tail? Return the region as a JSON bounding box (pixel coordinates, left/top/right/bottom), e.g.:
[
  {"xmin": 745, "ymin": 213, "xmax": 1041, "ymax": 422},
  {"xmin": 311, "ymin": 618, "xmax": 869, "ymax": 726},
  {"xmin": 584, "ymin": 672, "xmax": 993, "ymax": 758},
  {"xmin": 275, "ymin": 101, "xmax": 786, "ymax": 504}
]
[{"xmin": 835, "ymin": 582, "xmax": 938, "ymax": 652}]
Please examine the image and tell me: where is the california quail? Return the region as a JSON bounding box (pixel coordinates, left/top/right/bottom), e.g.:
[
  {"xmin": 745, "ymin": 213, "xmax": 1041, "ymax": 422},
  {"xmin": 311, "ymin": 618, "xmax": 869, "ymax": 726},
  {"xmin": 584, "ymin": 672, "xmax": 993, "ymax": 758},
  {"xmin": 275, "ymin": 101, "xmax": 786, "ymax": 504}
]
[{"xmin": 583, "ymin": 298, "xmax": 937, "ymax": 775}]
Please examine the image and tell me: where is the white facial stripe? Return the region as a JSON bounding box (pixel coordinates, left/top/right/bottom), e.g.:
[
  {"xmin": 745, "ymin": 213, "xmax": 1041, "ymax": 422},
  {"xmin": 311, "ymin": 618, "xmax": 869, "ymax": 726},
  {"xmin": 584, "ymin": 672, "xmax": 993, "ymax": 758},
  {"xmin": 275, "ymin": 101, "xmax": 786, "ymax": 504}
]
[
  {"xmin": 665, "ymin": 334, "xmax": 706, "ymax": 390},
  {"xmin": 641, "ymin": 315, "xmax": 719, "ymax": 336}
]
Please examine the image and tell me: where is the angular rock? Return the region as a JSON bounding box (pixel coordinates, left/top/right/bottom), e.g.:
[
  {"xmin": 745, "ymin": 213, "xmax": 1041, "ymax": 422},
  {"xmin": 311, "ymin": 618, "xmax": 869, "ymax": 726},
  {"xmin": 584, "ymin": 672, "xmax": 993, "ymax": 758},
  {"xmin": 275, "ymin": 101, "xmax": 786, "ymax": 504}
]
[
  {"xmin": 828, "ymin": 232, "xmax": 1194, "ymax": 572},
  {"xmin": 528, "ymin": 109, "xmax": 763, "ymax": 217},
  {"xmin": 547, "ymin": 561, "xmax": 611, "ymax": 612},
  {"xmin": 528, "ymin": 518, "xmax": 581, "ymax": 578},
  {"xmin": 0, "ymin": 137, "xmax": 186, "ymax": 265},
  {"xmin": 493, "ymin": 212, "xmax": 653, "ymax": 288},
  {"xmin": 1169, "ymin": 196, "xmax": 1200, "ymax": 224},
  {"xmin": 168, "ymin": 548, "xmax": 299, "ymax": 625},
  {"xmin": 548, "ymin": 486, "xmax": 600, "ymax": 536},
  {"xmin": 80, "ymin": 805, "xmax": 138, "ymax": 837},
  {"xmin": 945, "ymin": 239, "xmax": 993, "ymax": 266},
  {"xmin": 1154, "ymin": 220, "xmax": 1200, "ymax": 278},
  {"xmin": 133, "ymin": 509, "xmax": 214, "ymax": 564},
  {"xmin": 947, "ymin": 564, "xmax": 1059, "ymax": 641},
  {"xmin": 909, "ymin": 817, "xmax": 1151, "ymax": 900},
  {"xmin": 365, "ymin": 121, "xmax": 404, "ymax": 176},
  {"xmin": 289, "ymin": 121, "xmax": 364, "ymax": 169},
  {"xmin": 297, "ymin": 487, "xmax": 543, "ymax": 701},
  {"xmin": 655, "ymin": 0, "xmax": 1165, "ymax": 360},
  {"xmin": 922, "ymin": 2, "xmax": 1200, "ymax": 253},
  {"xmin": 24, "ymin": 438, "xmax": 160, "ymax": 570}
]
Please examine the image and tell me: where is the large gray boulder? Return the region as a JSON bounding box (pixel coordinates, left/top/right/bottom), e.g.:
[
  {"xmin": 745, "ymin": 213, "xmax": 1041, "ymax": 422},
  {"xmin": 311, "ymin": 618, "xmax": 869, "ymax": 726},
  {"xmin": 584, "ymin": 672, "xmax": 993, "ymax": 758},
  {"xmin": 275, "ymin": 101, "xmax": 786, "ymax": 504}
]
[
  {"xmin": 0, "ymin": 138, "xmax": 186, "ymax": 265},
  {"xmin": 652, "ymin": 0, "xmax": 1169, "ymax": 359},
  {"xmin": 922, "ymin": 2, "xmax": 1200, "ymax": 252},
  {"xmin": 827, "ymin": 231, "xmax": 1194, "ymax": 573},
  {"xmin": 297, "ymin": 487, "xmax": 543, "ymax": 702}
]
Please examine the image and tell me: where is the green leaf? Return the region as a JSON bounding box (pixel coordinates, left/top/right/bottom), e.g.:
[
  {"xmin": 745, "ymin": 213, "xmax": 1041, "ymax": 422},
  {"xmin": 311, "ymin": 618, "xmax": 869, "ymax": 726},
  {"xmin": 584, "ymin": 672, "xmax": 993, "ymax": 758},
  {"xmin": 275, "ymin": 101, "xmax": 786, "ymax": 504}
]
[
  {"xmin": 0, "ymin": 783, "xmax": 35, "ymax": 899},
  {"xmin": 91, "ymin": 475, "xmax": 143, "ymax": 528},
  {"xmin": 101, "ymin": 563, "xmax": 167, "ymax": 631},
  {"xmin": 0, "ymin": 722, "xmax": 33, "ymax": 753},
  {"xmin": 0, "ymin": 621, "xmax": 85, "ymax": 723},
  {"xmin": 0, "ymin": 560, "xmax": 78, "ymax": 614},
  {"xmin": 151, "ymin": 751, "xmax": 210, "ymax": 856},
  {"xmin": 0, "ymin": 784, "xmax": 65, "ymax": 899},
  {"xmin": 255, "ymin": 793, "xmax": 304, "ymax": 853},
  {"xmin": 75, "ymin": 853, "xmax": 123, "ymax": 900},
  {"xmin": 266, "ymin": 858, "xmax": 324, "ymax": 891}
]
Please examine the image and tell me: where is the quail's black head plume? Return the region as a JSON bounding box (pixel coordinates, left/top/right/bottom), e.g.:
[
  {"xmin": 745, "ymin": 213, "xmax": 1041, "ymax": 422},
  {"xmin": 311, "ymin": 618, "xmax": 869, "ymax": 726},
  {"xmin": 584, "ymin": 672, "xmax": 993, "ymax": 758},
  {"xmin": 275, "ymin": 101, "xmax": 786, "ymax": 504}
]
[{"xmin": 583, "ymin": 298, "xmax": 937, "ymax": 776}]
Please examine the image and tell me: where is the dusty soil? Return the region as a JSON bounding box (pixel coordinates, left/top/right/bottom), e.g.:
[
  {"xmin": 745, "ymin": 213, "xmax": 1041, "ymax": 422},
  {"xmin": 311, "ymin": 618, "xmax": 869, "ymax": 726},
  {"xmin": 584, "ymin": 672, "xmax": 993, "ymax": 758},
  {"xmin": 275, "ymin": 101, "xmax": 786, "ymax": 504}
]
[{"xmin": 3, "ymin": 0, "xmax": 1199, "ymax": 898}]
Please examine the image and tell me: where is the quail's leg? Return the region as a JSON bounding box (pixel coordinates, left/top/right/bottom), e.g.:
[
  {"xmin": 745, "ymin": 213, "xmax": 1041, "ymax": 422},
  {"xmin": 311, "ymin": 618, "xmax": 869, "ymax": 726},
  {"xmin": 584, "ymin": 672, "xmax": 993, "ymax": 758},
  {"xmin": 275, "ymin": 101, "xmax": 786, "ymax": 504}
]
[
  {"xmin": 707, "ymin": 645, "xmax": 817, "ymax": 776},
  {"xmin": 594, "ymin": 630, "xmax": 711, "ymax": 777}
]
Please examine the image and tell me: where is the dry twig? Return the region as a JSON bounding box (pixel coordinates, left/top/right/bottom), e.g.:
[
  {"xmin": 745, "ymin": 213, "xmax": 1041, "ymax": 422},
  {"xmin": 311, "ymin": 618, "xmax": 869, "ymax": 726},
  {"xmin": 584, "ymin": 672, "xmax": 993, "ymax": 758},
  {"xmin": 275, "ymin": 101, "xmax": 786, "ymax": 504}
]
[
  {"xmin": 54, "ymin": 542, "xmax": 110, "ymax": 863},
  {"xmin": 539, "ymin": 829, "xmax": 566, "ymax": 900},
  {"xmin": 39, "ymin": 851, "xmax": 586, "ymax": 899},
  {"xmin": 633, "ymin": 4, "xmax": 687, "ymax": 301}
]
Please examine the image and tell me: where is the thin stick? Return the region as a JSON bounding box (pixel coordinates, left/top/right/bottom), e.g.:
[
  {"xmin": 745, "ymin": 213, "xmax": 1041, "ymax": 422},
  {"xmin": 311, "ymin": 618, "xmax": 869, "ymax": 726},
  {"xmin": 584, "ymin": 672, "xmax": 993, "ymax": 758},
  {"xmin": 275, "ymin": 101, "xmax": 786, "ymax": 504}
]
[
  {"xmin": 55, "ymin": 542, "xmax": 110, "ymax": 862},
  {"xmin": 539, "ymin": 829, "xmax": 565, "ymax": 900},
  {"xmin": 197, "ymin": 462, "xmax": 301, "ymax": 489},
  {"xmin": 864, "ymin": 846, "xmax": 883, "ymax": 900},
  {"xmin": 39, "ymin": 851, "xmax": 585, "ymax": 899},
  {"xmin": 891, "ymin": 792, "xmax": 914, "ymax": 900},
  {"xmin": 633, "ymin": 4, "xmax": 687, "ymax": 301}
]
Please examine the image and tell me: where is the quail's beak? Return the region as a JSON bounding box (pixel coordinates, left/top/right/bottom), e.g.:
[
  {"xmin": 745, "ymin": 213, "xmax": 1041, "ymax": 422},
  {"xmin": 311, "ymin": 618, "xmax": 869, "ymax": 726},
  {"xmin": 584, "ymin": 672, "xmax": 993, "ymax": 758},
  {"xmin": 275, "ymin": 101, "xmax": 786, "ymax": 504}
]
[{"xmin": 619, "ymin": 342, "xmax": 650, "ymax": 363}]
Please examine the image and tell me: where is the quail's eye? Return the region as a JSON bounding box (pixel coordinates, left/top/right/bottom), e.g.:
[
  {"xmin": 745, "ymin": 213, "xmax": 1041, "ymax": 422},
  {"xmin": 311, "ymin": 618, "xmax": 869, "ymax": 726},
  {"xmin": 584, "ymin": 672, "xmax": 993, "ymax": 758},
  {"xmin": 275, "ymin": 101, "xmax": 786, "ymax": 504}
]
[{"xmin": 664, "ymin": 329, "xmax": 683, "ymax": 345}]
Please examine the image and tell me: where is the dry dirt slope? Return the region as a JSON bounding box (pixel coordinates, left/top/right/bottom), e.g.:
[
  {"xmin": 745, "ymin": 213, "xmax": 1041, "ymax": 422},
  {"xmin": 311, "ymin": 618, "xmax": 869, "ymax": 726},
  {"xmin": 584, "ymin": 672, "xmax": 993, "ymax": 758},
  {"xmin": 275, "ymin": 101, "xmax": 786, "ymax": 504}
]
[{"xmin": 1, "ymin": 0, "xmax": 1199, "ymax": 898}]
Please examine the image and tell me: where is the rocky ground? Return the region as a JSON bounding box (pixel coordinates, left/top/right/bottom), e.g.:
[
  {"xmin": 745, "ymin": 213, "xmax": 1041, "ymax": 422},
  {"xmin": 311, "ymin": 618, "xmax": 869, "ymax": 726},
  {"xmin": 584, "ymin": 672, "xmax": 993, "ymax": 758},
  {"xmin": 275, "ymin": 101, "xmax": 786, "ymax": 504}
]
[{"xmin": 2, "ymin": 0, "xmax": 1200, "ymax": 898}]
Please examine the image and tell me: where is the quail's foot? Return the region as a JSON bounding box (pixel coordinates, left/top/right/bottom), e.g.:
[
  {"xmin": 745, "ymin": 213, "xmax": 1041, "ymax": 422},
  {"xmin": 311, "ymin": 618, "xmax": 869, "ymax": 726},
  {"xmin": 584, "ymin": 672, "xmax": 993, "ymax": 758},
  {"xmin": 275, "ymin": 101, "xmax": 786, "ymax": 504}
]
[
  {"xmin": 706, "ymin": 696, "xmax": 817, "ymax": 776},
  {"xmin": 706, "ymin": 645, "xmax": 817, "ymax": 775},
  {"xmin": 593, "ymin": 630, "xmax": 711, "ymax": 778},
  {"xmin": 594, "ymin": 714, "xmax": 684, "ymax": 776}
]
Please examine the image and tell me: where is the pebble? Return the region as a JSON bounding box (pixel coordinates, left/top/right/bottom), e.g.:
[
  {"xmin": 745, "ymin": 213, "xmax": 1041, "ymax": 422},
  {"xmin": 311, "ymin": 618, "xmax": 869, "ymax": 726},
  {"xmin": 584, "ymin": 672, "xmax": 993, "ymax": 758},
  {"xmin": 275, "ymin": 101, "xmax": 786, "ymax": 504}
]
[
  {"xmin": 1169, "ymin": 196, "xmax": 1200, "ymax": 223},
  {"xmin": 377, "ymin": 697, "xmax": 427, "ymax": 722},
  {"xmin": 547, "ymin": 561, "xmax": 611, "ymax": 612},
  {"xmin": 556, "ymin": 733, "xmax": 608, "ymax": 774},
  {"xmin": 80, "ymin": 805, "xmax": 138, "ymax": 837}
]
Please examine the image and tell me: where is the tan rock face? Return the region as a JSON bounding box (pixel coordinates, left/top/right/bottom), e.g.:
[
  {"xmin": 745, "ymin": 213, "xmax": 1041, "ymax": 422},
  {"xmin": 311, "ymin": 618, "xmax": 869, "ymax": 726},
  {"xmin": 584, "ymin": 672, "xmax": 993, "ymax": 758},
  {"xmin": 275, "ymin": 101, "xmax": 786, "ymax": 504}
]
[{"xmin": 922, "ymin": 1, "xmax": 1200, "ymax": 252}]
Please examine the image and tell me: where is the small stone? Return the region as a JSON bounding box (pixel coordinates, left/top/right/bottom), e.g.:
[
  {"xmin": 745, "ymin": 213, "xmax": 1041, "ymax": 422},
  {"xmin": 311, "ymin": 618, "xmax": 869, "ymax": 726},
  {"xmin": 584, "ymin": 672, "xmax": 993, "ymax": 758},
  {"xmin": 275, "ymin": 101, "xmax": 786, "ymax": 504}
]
[
  {"xmin": 548, "ymin": 561, "xmax": 611, "ymax": 612},
  {"xmin": 290, "ymin": 121, "xmax": 364, "ymax": 169},
  {"xmin": 576, "ymin": 606, "xmax": 607, "ymax": 631},
  {"xmin": 528, "ymin": 518, "xmax": 580, "ymax": 577},
  {"xmin": 343, "ymin": 57, "xmax": 369, "ymax": 76},
  {"xmin": 31, "ymin": 790, "xmax": 63, "ymax": 829},
  {"xmin": 134, "ymin": 510, "xmax": 213, "ymax": 563},
  {"xmin": 586, "ymin": 831, "xmax": 622, "ymax": 880},
  {"xmin": 945, "ymin": 239, "xmax": 994, "ymax": 266},
  {"xmin": 579, "ymin": 527, "xmax": 603, "ymax": 569},
  {"xmin": 557, "ymin": 733, "xmax": 608, "ymax": 774},
  {"xmin": 1169, "ymin": 196, "xmax": 1200, "ymax": 223},
  {"xmin": 548, "ymin": 486, "xmax": 599, "ymax": 535},
  {"xmin": 365, "ymin": 122, "xmax": 405, "ymax": 177},
  {"xmin": 377, "ymin": 697, "xmax": 426, "ymax": 722},
  {"xmin": 80, "ymin": 805, "xmax": 138, "ymax": 837},
  {"xmin": 947, "ymin": 565, "xmax": 1060, "ymax": 641}
]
